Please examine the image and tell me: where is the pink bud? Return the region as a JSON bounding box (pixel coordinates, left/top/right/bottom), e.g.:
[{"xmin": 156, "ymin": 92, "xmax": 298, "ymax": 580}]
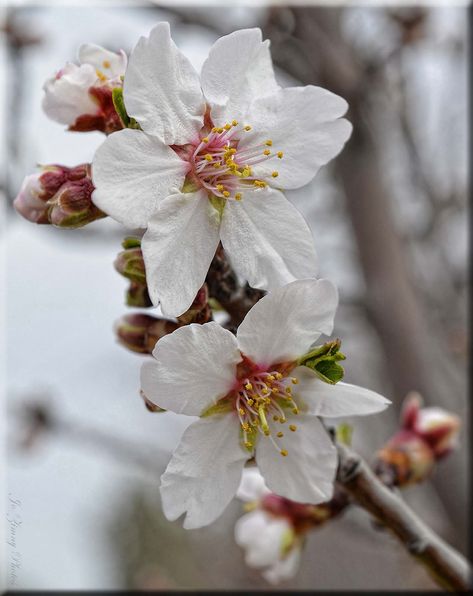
[
  {"xmin": 13, "ymin": 173, "xmax": 50, "ymax": 223},
  {"xmin": 414, "ymin": 407, "xmax": 461, "ymax": 458}
]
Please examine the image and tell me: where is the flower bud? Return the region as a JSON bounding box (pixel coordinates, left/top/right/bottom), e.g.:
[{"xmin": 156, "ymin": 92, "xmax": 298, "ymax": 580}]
[
  {"xmin": 115, "ymin": 313, "xmax": 179, "ymax": 354},
  {"xmin": 114, "ymin": 246, "xmax": 146, "ymax": 285},
  {"xmin": 177, "ymin": 284, "xmax": 212, "ymax": 325},
  {"xmin": 15, "ymin": 164, "xmax": 105, "ymax": 229},
  {"xmin": 42, "ymin": 44, "xmax": 126, "ymax": 134},
  {"xmin": 13, "ymin": 172, "xmax": 51, "ymax": 224},
  {"xmin": 374, "ymin": 392, "xmax": 461, "ymax": 486}
]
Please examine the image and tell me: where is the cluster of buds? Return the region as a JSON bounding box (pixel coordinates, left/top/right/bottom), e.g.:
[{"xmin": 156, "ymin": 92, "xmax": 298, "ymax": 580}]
[
  {"xmin": 114, "ymin": 238, "xmax": 213, "ymax": 324},
  {"xmin": 235, "ymin": 468, "xmax": 347, "ymax": 584},
  {"xmin": 14, "ymin": 164, "xmax": 105, "ymax": 228},
  {"xmin": 374, "ymin": 392, "xmax": 461, "ymax": 487},
  {"xmin": 42, "ymin": 44, "xmax": 127, "ymax": 134}
]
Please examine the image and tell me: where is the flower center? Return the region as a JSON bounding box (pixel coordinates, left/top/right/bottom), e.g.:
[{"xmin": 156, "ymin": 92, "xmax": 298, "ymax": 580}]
[
  {"xmin": 235, "ymin": 369, "xmax": 299, "ymax": 457},
  {"xmin": 189, "ymin": 120, "xmax": 283, "ymax": 201}
]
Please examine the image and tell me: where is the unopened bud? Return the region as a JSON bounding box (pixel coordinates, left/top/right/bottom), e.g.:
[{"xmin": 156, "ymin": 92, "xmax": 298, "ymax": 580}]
[
  {"xmin": 374, "ymin": 392, "xmax": 461, "ymax": 486},
  {"xmin": 177, "ymin": 284, "xmax": 212, "ymax": 325},
  {"xmin": 114, "ymin": 244, "xmax": 146, "ymax": 285},
  {"xmin": 115, "ymin": 313, "xmax": 178, "ymax": 354},
  {"xmin": 15, "ymin": 164, "xmax": 105, "ymax": 228}
]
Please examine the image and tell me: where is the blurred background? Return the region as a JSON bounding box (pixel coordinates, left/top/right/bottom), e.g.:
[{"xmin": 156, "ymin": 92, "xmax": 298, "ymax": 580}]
[{"xmin": 2, "ymin": 1, "xmax": 469, "ymax": 590}]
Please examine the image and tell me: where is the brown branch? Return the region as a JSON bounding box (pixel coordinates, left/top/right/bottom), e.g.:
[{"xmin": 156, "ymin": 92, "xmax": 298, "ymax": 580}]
[{"xmin": 337, "ymin": 443, "xmax": 471, "ymax": 592}]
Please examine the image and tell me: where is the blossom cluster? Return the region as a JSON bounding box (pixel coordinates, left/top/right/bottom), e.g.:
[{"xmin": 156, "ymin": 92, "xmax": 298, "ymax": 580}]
[{"xmin": 14, "ymin": 22, "xmax": 459, "ymax": 587}]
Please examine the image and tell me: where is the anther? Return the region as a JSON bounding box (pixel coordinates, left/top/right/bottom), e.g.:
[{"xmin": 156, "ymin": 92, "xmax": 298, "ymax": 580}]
[
  {"xmin": 277, "ymin": 431, "xmax": 284, "ymax": 438},
  {"xmin": 223, "ymin": 191, "xmax": 230, "ymax": 198},
  {"xmin": 263, "ymin": 149, "xmax": 271, "ymax": 156},
  {"xmin": 272, "ymin": 171, "xmax": 279, "ymax": 178},
  {"xmin": 289, "ymin": 424, "xmax": 297, "ymax": 432},
  {"xmin": 244, "ymin": 125, "xmax": 252, "ymax": 131},
  {"xmin": 292, "ymin": 407, "xmax": 299, "ymax": 415},
  {"xmin": 265, "ymin": 140, "xmax": 273, "ymax": 146},
  {"xmin": 273, "ymin": 415, "xmax": 279, "ymax": 421},
  {"xmin": 202, "ymin": 137, "xmax": 209, "ymax": 143},
  {"xmin": 235, "ymin": 193, "xmax": 242, "ymax": 201},
  {"xmin": 277, "ymin": 151, "xmax": 284, "ymax": 159},
  {"xmin": 280, "ymin": 449, "xmax": 288, "ymax": 457},
  {"xmin": 232, "ymin": 120, "xmax": 238, "ymax": 126},
  {"xmin": 245, "ymin": 383, "xmax": 253, "ymax": 390},
  {"xmin": 238, "ymin": 408, "xmax": 245, "ymax": 416},
  {"xmin": 291, "ymin": 377, "xmax": 299, "ymax": 384},
  {"xmin": 102, "ymin": 60, "xmax": 111, "ymax": 68}
]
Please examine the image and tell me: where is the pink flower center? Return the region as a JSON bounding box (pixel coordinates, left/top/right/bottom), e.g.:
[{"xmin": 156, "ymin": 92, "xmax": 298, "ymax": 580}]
[
  {"xmin": 188, "ymin": 120, "xmax": 283, "ymax": 201},
  {"xmin": 234, "ymin": 369, "xmax": 300, "ymax": 456}
]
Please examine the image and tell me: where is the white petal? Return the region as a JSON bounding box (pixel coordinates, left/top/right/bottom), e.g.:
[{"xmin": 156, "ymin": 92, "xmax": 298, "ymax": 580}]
[
  {"xmin": 42, "ymin": 63, "xmax": 98, "ymax": 124},
  {"xmin": 256, "ymin": 414, "xmax": 337, "ymax": 504},
  {"xmin": 201, "ymin": 28, "xmax": 279, "ymax": 125},
  {"xmin": 160, "ymin": 414, "xmax": 248, "ymax": 529},
  {"xmin": 78, "ymin": 43, "xmax": 127, "ymax": 77},
  {"xmin": 236, "ymin": 467, "xmax": 270, "ymax": 502},
  {"xmin": 235, "ymin": 510, "xmax": 290, "ymax": 568},
  {"xmin": 141, "ymin": 189, "xmax": 221, "ymax": 317},
  {"xmin": 220, "ymin": 188, "xmax": 318, "ymax": 298},
  {"xmin": 91, "ymin": 128, "xmax": 187, "ymax": 228},
  {"xmin": 241, "ymin": 86, "xmax": 352, "ymax": 189},
  {"xmin": 123, "ymin": 22, "xmax": 205, "ymax": 144},
  {"xmin": 141, "ymin": 321, "xmax": 240, "ymax": 416},
  {"xmin": 263, "ymin": 546, "xmax": 301, "ymax": 584},
  {"xmin": 293, "ymin": 367, "xmax": 391, "ymax": 417},
  {"xmin": 237, "ymin": 279, "xmax": 338, "ymax": 367}
]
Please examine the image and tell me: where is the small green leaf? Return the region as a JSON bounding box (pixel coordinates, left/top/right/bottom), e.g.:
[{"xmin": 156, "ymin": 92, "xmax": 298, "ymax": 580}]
[
  {"xmin": 298, "ymin": 339, "xmax": 346, "ymax": 384},
  {"xmin": 112, "ymin": 87, "xmax": 141, "ymax": 129},
  {"xmin": 112, "ymin": 87, "xmax": 130, "ymax": 127}
]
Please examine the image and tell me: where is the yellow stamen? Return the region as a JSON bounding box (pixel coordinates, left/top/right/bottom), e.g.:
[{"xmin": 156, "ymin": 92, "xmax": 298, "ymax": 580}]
[
  {"xmin": 292, "ymin": 407, "xmax": 299, "ymax": 415},
  {"xmin": 289, "ymin": 424, "xmax": 297, "ymax": 432},
  {"xmin": 244, "ymin": 125, "xmax": 252, "ymax": 131},
  {"xmin": 263, "ymin": 149, "xmax": 271, "ymax": 156},
  {"xmin": 202, "ymin": 137, "xmax": 209, "ymax": 143},
  {"xmin": 280, "ymin": 449, "xmax": 288, "ymax": 457},
  {"xmin": 291, "ymin": 377, "xmax": 299, "ymax": 384},
  {"xmin": 238, "ymin": 408, "xmax": 245, "ymax": 416},
  {"xmin": 235, "ymin": 193, "xmax": 242, "ymax": 201},
  {"xmin": 245, "ymin": 383, "xmax": 253, "ymax": 390},
  {"xmin": 272, "ymin": 171, "xmax": 279, "ymax": 178},
  {"xmin": 277, "ymin": 151, "xmax": 284, "ymax": 159},
  {"xmin": 265, "ymin": 140, "xmax": 273, "ymax": 146},
  {"xmin": 232, "ymin": 120, "xmax": 238, "ymax": 126},
  {"xmin": 205, "ymin": 154, "xmax": 213, "ymax": 162},
  {"xmin": 277, "ymin": 431, "xmax": 284, "ymax": 438},
  {"xmin": 223, "ymin": 191, "xmax": 230, "ymax": 198}
]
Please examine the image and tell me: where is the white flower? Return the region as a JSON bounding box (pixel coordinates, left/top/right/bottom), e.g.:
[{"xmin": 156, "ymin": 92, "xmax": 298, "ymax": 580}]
[
  {"xmin": 92, "ymin": 23, "xmax": 353, "ymax": 318},
  {"xmin": 42, "ymin": 43, "xmax": 127, "ymax": 126},
  {"xmin": 236, "ymin": 467, "xmax": 301, "ymax": 584},
  {"xmin": 236, "ymin": 509, "xmax": 302, "ymax": 584},
  {"xmin": 141, "ymin": 279, "xmax": 390, "ymax": 529}
]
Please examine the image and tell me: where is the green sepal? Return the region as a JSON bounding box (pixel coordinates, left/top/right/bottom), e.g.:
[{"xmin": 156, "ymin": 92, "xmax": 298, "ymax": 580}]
[
  {"xmin": 208, "ymin": 297, "xmax": 224, "ymax": 312},
  {"xmin": 112, "ymin": 87, "xmax": 141, "ymax": 129},
  {"xmin": 201, "ymin": 399, "xmax": 233, "ymax": 418},
  {"xmin": 298, "ymin": 339, "xmax": 346, "ymax": 385},
  {"xmin": 336, "ymin": 422, "xmax": 353, "ymax": 446},
  {"xmin": 280, "ymin": 528, "xmax": 296, "ymax": 557},
  {"xmin": 122, "ymin": 236, "xmax": 142, "ymax": 249}
]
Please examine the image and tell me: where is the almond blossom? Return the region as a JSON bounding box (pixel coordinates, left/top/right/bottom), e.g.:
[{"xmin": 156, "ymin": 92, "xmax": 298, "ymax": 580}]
[
  {"xmin": 235, "ymin": 468, "xmax": 303, "ymax": 584},
  {"xmin": 92, "ymin": 23, "xmax": 353, "ymax": 318},
  {"xmin": 42, "ymin": 43, "xmax": 127, "ymax": 132},
  {"xmin": 141, "ymin": 279, "xmax": 390, "ymax": 529}
]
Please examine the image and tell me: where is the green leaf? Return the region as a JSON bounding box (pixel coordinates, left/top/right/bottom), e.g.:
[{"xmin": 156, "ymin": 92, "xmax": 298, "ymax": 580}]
[
  {"xmin": 112, "ymin": 87, "xmax": 141, "ymax": 129},
  {"xmin": 298, "ymin": 339, "xmax": 346, "ymax": 385}
]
